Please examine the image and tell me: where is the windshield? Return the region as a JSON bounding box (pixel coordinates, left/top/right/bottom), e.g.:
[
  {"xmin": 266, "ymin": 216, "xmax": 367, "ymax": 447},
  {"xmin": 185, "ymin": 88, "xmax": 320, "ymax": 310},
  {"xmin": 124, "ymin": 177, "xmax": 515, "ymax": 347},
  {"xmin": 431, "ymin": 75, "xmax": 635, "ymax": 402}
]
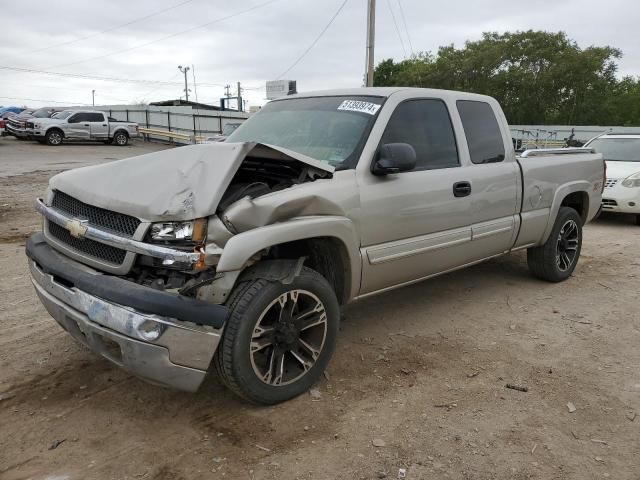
[
  {"xmin": 587, "ymin": 138, "xmax": 640, "ymax": 162},
  {"xmin": 53, "ymin": 111, "xmax": 73, "ymax": 119},
  {"xmin": 32, "ymin": 108, "xmax": 53, "ymax": 118},
  {"xmin": 226, "ymin": 96, "xmax": 384, "ymax": 168}
]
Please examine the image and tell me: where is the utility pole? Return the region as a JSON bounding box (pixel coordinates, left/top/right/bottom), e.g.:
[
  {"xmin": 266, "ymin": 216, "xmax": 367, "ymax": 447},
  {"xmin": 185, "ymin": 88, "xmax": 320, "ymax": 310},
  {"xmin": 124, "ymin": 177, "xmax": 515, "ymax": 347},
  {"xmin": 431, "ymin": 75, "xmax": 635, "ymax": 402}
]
[
  {"xmin": 237, "ymin": 81, "xmax": 243, "ymax": 112},
  {"xmin": 365, "ymin": 0, "xmax": 376, "ymax": 87},
  {"xmin": 92, "ymin": 89, "xmax": 95, "ymax": 106},
  {"xmin": 225, "ymin": 84, "xmax": 232, "ymax": 98},
  {"xmin": 178, "ymin": 65, "xmax": 190, "ymax": 102}
]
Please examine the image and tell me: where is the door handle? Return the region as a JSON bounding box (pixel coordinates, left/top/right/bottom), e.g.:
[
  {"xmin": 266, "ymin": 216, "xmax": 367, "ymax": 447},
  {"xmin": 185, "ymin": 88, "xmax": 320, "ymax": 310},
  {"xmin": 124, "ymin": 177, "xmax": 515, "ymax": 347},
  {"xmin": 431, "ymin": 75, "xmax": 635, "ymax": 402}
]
[
  {"xmin": 83, "ymin": 124, "xmax": 90, "ymax": 126},
  {"xmin": 453, "ymin": 181, "xmax": 472, "ymax": 197},
  {"xmin": 102, "ymin": 124, "xmax": 107, "ymax": 126}
]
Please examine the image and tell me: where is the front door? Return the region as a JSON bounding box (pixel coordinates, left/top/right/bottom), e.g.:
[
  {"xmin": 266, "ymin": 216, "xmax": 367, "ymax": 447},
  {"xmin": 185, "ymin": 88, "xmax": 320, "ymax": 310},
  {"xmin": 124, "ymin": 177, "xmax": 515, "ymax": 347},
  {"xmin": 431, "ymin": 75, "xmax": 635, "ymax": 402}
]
[
  {"xmin": 66, "ymin": 113, "xmax": 91, "ymax": 140},
  {"xmin": 357, "ymin": 98, "xmax": 473, "ymax": 295}
]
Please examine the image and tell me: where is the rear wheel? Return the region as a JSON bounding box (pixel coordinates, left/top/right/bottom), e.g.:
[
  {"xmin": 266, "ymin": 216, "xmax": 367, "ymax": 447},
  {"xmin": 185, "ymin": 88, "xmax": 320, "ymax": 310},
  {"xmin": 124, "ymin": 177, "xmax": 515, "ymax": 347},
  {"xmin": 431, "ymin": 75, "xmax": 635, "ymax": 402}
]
[
  {"xmin": 527, "ymin": 207, "xmax": 582, "ymax": 282},
  {"xmin": 113, "ymin": 131, "xmax": 129, "ymax": 146},
  {"xmin": 636, "ymin": 214, "xmax": 640, "ymax": 226},
  {"xmin": 214, "ymin": 266, "xmax": 340, "ymax": 404},
  {"xmin": 45, "ymin": 129, "xmax": 63, "ymax": 146}
]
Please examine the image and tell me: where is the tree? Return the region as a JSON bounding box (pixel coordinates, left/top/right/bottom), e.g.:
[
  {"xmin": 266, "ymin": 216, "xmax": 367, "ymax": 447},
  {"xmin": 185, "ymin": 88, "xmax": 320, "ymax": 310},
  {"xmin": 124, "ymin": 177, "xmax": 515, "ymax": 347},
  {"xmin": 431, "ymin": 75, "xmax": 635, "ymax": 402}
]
[{"xmin": 374, "ymin": 30, "xmax": 638, "ymax": 126}]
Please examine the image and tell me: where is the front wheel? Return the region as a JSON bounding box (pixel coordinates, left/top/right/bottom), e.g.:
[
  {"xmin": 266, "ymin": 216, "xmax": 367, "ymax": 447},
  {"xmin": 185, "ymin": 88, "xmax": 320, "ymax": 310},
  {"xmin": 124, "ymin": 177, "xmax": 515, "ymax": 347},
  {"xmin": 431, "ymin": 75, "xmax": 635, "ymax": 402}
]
[
  {"xmin": 527, "ymin": 206, "xmax": 582, "ymax": 282},
  {"xmin": 214, "ymin": 266, "xmax": 340, "ymax": 404},
  {"xmin": 45, "ymin": 130, "xmax": 63, "ymax": 146}
]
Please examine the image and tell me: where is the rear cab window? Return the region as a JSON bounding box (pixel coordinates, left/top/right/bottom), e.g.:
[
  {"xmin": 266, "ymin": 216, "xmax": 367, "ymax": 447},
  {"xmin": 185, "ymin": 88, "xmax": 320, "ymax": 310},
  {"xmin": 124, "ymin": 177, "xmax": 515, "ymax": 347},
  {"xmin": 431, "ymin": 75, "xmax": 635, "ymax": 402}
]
[{"xmin": 456, "ymin": 100, "xmax": 505, "ymax": 164}]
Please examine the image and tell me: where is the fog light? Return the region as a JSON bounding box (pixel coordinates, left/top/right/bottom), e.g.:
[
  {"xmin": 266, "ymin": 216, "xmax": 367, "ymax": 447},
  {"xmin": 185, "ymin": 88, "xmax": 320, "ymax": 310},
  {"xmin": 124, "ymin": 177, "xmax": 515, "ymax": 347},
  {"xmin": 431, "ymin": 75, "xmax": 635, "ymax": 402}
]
[
  {"xmin": 136, "ymin": 320, "xmax": 164, "ymax": 341},
  {"xmin": 629, "ymin": 202, "xmax": 636, "ymax": 207}
]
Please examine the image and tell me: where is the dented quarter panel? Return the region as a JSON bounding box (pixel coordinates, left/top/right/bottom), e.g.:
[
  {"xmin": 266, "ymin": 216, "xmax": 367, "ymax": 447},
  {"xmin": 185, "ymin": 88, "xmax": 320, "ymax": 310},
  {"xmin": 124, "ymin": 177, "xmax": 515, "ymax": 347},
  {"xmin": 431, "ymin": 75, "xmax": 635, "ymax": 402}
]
[{"xmin": 221, "ymin": 170, "xmax": 359, "ymax": 234}]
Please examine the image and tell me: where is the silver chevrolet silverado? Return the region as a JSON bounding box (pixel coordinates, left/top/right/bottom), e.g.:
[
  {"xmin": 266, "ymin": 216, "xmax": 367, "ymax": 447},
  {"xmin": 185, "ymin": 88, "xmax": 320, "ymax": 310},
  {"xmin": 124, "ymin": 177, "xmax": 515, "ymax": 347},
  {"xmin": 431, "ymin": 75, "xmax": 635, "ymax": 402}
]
[
  {"xmin": 27, "ymin": 109, "xmax": 139, "ymax": 146},
  {"xmin": 26, "ymin": 88, "xmax": 604, "ymax": 404}
]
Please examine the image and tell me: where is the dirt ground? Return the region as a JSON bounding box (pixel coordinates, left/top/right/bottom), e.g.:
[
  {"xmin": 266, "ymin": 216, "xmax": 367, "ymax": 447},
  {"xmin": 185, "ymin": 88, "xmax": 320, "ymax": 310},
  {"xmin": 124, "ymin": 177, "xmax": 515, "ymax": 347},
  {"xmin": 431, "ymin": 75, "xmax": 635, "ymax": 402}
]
[{"xmin": 1, "ymin": 137, "xmax": 638, "ymax": 480}]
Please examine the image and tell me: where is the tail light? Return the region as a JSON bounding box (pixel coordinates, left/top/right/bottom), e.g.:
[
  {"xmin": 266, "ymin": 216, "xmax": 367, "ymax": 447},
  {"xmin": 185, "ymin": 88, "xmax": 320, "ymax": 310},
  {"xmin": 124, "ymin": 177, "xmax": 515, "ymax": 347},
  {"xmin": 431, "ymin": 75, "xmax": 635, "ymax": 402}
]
[
  {"xmin": 602, "ymin": 160, "xmax": 606, "ymax": 193},
  {"xmin": 0, "ymin": 120, "xmax": 5, "ymax": 128},
  {"xmin": 135, "ymin": 125, "xmax": 139, "ymax": 132}
]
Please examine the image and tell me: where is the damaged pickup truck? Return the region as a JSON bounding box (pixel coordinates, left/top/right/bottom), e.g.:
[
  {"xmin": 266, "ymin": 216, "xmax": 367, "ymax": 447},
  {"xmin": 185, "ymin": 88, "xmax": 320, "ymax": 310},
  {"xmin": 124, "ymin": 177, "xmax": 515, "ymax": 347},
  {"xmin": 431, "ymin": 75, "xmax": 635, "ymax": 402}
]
[{"xmin": 26, "ymin": 88, "xmax": 605, "ymax": 404}]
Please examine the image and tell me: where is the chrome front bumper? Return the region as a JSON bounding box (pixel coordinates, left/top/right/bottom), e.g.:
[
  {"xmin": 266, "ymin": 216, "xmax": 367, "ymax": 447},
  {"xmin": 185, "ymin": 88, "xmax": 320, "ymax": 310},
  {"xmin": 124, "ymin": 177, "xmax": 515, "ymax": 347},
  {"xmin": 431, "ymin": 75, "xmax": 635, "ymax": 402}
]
[{"xmin": 27, "ymin": 235, "xmax": 227, "ymax": 392}]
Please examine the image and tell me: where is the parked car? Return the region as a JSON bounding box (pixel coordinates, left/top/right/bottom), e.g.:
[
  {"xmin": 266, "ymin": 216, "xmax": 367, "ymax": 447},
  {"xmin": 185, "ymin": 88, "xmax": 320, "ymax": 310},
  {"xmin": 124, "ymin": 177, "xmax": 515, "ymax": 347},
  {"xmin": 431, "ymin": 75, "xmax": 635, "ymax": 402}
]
[
  {"xmin": 27, "ymin": 109, "xmax": 139, "ymax": 146},
  {"xmin": 0, "ymin": 106, "xmax": 23, "ymax": 118},
  {"xmin": 5, "ymin": 107, "xmax": 66, "ymax": 139},
  {"xmin": 584, "ymin": 133, "xmax": 640, "ymax": 225},
  {"xmin": 26, "ymin": 88, "xmax": 604, "ymax": 404}
]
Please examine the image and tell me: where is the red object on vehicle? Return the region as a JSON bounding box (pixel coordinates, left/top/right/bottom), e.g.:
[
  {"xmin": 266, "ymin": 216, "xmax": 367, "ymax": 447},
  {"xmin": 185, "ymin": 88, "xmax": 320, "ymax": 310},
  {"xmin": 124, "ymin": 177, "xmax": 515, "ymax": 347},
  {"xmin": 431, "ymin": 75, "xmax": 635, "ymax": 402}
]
[{"xmin": 0, "ymin": 120, "xmax": 5, "ymax": 128}]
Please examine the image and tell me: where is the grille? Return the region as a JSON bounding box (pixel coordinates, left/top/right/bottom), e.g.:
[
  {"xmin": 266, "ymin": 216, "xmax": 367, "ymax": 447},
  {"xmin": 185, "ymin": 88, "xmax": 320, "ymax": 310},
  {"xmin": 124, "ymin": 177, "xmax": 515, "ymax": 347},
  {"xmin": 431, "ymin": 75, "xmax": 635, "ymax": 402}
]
[
  {"xmin": 602, "ymin": 198, "xmax": 618, "ymax": 208},
  {"xmin": 52, "ymin": 191, "xmax": 140, "ymax": 237},
  {"xmin": 604, "ymin": 179, "xmax": 618, "ymax": 188},
  {"xmin": 49, "ymin": 222, "xmax": 127, "ymax": 265}
]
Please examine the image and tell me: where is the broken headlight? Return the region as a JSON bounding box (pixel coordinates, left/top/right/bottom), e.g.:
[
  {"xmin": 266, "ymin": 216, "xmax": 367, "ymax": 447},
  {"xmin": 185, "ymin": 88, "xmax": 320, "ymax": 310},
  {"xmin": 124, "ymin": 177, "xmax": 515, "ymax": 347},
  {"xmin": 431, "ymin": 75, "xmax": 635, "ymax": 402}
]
[{"xmin": 149, "ymin": 218, "xmax": 207, "ymax": 243}]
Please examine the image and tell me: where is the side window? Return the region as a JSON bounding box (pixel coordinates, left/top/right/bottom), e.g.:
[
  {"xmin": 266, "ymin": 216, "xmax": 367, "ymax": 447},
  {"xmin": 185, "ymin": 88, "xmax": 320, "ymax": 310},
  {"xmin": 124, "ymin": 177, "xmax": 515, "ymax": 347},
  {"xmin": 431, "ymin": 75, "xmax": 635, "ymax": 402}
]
[
  {"xmin": 456, "ymin": 100, "xmax": 505, "ymax": 164},
  {"xmin": 86, "ymin": 113, "xmax": 104, "ymax": 122},
  {"xmin": 68, "ymin": 113, "xmax": 81, "ymax": 123},
  {"xmin": 381, "ymin": 99, "xmax": 459, "ymax": 171}
]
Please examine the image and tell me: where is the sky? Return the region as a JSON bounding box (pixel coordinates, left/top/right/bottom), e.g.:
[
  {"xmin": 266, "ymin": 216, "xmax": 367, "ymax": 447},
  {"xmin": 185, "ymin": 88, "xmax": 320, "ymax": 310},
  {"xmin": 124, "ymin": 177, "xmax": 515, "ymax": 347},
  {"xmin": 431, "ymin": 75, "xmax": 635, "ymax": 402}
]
[{"xmin": 0, "ymin": 0, "xmax": 638, "ymax": 109}]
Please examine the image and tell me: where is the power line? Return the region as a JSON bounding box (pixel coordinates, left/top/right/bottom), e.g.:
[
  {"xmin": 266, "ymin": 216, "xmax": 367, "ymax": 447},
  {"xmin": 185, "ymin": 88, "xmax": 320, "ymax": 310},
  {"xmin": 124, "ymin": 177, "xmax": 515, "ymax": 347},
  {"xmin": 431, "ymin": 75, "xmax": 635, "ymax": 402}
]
[
  {"xmin": 397, "ymin": 0, "xmax": 414, "ymax": 56},
  {"xmin": 0, "ymin": 95, "xmax": 92, "ymax": 106},
  {"xmin": 10, "ymin": 0, "xmax": 197, "ymax": 58},
  {"xmin": 386, "ymin": 0, "xmax": 406, "ymax": 58},
  {"xmin": 0, "ymin": 65, "xmax": 226, "ymax": 87},
  {"xmin": 277, "ymin": 0, "xmax": 349, "ymax": 79},
  {"xmin": 45, "ymin": 0, "xmax": 282, "ymax": 70}
]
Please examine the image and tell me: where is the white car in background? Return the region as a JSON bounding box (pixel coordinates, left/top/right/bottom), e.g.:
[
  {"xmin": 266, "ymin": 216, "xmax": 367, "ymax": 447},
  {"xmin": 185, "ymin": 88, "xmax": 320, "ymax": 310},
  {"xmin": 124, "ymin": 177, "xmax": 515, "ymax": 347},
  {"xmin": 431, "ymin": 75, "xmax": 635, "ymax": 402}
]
[{"xmin": 585, "ymin": 133, "xmax": 640, "ymax": 225}]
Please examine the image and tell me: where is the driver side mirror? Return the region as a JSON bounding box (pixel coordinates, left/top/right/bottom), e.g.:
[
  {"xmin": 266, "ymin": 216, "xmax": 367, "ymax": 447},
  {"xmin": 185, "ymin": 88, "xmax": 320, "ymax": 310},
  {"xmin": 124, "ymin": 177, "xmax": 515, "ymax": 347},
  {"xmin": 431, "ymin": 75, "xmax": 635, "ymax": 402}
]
[{"xmin": 372, "ymin": 143, "xmax": 417, "ymax": 175}]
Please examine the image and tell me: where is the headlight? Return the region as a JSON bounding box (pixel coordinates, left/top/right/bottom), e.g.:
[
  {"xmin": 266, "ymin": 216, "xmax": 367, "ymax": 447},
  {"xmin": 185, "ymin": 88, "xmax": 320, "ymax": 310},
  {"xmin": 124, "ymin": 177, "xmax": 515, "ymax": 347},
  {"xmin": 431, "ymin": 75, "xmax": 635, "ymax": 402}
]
[
  {"xmin": 622, "ymin": 172, "xmax": 640, "ymax": 188},
  {"xmin": 150, "ymin": 218, "xmax": 207, "ymax": 243}
]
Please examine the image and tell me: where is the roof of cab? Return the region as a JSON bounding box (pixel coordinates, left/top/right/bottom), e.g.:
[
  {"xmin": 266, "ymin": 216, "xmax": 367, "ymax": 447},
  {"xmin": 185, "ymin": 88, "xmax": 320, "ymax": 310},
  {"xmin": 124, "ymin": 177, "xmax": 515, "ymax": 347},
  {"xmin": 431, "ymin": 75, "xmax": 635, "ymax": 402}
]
[{"xmin": 280, "ymin": 87, "xmax": 497, "ymax": 102}]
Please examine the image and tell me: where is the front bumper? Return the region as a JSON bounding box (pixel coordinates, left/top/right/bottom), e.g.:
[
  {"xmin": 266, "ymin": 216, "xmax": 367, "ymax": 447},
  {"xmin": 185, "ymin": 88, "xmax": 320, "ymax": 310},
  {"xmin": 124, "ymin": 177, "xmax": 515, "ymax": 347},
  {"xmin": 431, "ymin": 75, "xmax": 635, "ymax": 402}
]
[
  {"xmin": 26, "ymin": 233, "xmax": 228, "ymax": 391},
  {"xmin": 5, "ymin": 124, "xmax": 29, "ymax": 138},
  {"xmin": 602, "ymin": 183, "xmax": 640, "ymax": 214}
]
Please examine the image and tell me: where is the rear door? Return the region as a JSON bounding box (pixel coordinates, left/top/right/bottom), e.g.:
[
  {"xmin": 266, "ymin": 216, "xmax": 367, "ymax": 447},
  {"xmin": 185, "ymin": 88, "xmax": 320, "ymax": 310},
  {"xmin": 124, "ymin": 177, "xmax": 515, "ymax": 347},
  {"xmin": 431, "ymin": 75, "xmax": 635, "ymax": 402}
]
[
  {"xmin": 87, "ymin": 112, "xmax": 108, "ymax": 140},
  {"xmin": 65, "ymin": 113, "xmax": 91, "ymax": 140},
  {"xmin": 456, "ymin": 100, "xmax": 520, "ymax": 258}
]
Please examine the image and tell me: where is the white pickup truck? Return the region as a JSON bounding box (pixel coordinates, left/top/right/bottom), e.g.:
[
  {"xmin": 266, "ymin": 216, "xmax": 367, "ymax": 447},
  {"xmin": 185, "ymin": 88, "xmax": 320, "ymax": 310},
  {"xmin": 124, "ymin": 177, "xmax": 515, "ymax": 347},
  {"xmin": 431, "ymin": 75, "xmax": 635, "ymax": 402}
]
[
  {"xmin": 26, "ymin": 88, "xmax": 605, "ymax": 404},
  {"xmin": 27, "ymin": 109, "xmax": 139, "ymax": 146}
]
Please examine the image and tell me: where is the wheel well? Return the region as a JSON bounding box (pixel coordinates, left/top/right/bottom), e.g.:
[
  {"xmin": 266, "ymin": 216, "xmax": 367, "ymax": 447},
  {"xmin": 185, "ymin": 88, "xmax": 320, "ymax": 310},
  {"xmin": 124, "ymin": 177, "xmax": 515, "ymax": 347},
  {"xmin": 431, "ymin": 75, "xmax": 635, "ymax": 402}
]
[
  {"xmin": 47, "ymin": 127, "xmax": 64, "ymax": 137},
  {"xmin": 265, "ymin": 237, "xmax": 350, "ymax": 304},
  {"xmin": 114, "ymin": 129, "xmax": 129, "ymax": 137},
  {"xmin": 561, "ymin": 191, "xmax": 589, "ymax": 224}
]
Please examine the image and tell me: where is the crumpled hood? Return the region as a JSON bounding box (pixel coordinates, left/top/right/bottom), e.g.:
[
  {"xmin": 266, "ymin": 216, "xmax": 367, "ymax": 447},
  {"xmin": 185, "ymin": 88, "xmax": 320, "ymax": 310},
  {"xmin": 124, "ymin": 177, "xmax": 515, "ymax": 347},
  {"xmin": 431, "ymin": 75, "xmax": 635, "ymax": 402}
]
[
  {"xmin": 49, "ymin": 142, "xmax": 333, "ymax": 222},
  {"xmin": 605, "ymin": 160, "xmax": 640, "ymax": 180}
]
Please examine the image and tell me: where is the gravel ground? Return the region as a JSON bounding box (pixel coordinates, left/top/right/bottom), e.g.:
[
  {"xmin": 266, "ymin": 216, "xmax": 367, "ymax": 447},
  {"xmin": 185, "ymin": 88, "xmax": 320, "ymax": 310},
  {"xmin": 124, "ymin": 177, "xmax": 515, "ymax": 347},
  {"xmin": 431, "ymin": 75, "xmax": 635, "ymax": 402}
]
[{"xmin": 1, "ymin": 137, "xmax": 638, "ymax": 480}]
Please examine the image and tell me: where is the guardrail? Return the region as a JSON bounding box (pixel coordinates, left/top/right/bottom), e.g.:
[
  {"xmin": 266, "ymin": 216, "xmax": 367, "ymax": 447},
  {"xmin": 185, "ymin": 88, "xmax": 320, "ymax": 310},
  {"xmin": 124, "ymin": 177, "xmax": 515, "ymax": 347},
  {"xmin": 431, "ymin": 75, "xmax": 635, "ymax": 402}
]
[{"xmin": 139, "ymin": 127, "xmax": 193, "ymax": 144}]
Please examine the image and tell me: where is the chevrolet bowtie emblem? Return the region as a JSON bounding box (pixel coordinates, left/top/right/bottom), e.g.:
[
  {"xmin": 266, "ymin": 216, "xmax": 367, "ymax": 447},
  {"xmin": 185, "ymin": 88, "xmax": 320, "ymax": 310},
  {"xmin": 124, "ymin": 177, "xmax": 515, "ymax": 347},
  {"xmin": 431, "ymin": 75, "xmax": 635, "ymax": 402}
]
[{"xmin": 65, "ymin": 218, "xmax": 88, "ymax": 239}]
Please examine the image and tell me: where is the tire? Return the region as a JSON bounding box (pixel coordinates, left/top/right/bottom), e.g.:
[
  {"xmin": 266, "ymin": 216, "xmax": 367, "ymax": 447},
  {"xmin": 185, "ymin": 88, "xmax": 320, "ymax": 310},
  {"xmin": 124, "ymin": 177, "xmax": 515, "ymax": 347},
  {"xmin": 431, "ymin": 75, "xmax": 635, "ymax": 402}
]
[
  {"xmin": 45, "ymin": 129, "xmax": 63, "ymax": 146},
  {"xmin": 214, "ymin": 266, "xmax": 340, "ymax": 404},
  {"xmin": 527, "ymin": 206, "xmax": 582, "ymax": 282},
  {"xmin": 635, "ymin": 214, "xmax": 640, "ymax": 226},
  {"xmin": 112, "ymin": 131, "xmax": 129, "ymax": 146}
]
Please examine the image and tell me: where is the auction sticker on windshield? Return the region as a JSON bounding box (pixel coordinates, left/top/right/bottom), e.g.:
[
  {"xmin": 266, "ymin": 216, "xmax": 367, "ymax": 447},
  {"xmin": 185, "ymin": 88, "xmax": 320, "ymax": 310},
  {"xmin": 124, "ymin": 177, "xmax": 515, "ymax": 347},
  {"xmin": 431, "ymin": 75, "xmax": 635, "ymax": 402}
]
[{"xmin": 337, "ymin": 100, "xmax": 381, "ymax": 115}]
